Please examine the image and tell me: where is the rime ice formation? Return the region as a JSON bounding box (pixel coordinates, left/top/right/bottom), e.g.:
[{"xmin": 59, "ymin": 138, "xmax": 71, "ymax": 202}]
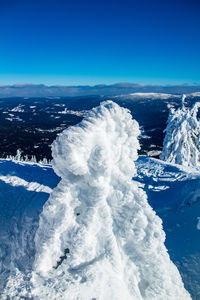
[
  {"xmin": 160, "ymin": 95, "xmax": 200, "ymax": 167},
  {"xmin": 32, "ymin": 101, "xmax": 190, "ymax": 299}
]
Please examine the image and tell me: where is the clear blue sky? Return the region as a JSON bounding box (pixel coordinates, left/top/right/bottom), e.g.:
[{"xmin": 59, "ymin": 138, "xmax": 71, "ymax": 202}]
[{"xmin": 0, "ymin": 0, "xmax": 200, "ymax": 85}]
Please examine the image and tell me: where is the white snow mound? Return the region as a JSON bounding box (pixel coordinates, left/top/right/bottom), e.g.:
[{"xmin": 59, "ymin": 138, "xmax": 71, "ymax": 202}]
[
  {"xmin": 160, "ymin": 95, "xmax": 200, "ymax": 167},
  {"xmin": 32, "ymin": 101, "xmax": 191, "ymax": 299}
]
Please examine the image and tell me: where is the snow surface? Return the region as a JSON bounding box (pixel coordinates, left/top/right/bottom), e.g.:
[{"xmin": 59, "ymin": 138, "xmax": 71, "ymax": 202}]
[
  {"xmin": 190, "ymin": 92, "xmax": 200, "ymax": 97},
  {"xmin": 197, "ymin": 217, "xmax": 200, "ymax": 230},
  {"xmin": 31, "ymin": 101, "xmax": 190, "ymax": 299},
  {"xmin": 117, "ymin": 92, "xmax": 200, "ymax": 99},
  {"xmin": 135, "ymin": 156, "xmax": 200, "ymax": 300},
  {"xmin": 58, "ymin": 107, "xmax": 88, "ymax": 116},
  {"xmin": 160, "ymin": 95, "xmax": 200, "ymax": 167},
  {"xmin": 0, "ymin": 160, "xmax": 59, "ymax": 299},
  {"xmin": 1, "ymin": 157, "xmax": 199, "ymax": 299},
  {"xmin": 10, "ymin": 104, "xmax": 25, "ymax": 112},
  {"xmin": 0, "ymin": 175, "xmax": 52, "ymax": 193}
]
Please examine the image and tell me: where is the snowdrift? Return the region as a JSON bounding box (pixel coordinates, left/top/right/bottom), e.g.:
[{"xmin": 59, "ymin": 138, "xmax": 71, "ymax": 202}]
[
  {"xmin": 160, "ymin": 95, "xmax": 200, "ymax": 167},
  {"xmin": 0, "ymin": 160, "xmax": 59, "ymax": 299},
  {"xmin": 32, "ymin": 101, "xmax": 190, "ymax": 299}
]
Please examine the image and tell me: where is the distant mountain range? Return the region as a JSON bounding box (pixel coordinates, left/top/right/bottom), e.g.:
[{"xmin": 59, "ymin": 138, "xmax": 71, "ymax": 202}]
[{"xmin": 0, "ymin": 83, "xmax": 200, "ymax": 97}]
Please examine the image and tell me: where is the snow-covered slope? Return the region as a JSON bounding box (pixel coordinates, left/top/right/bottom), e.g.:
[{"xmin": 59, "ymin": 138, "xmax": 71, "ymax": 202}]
[
  {"xmin": 116, "ymin": 92, "xmax": 180, "ymax": 99},
  {"xmin": 31, "ymin": 101, "xmax": 190, "ymax": 300},
  {"xmin": 160, "ymin": 95, "xmax": 200, "ymax": 167},
  {"xmin": 1, "ymin": 157, "xmax": 199, "ymax": 299},
  {"xmin": 190, "ymin": 92, "xmax": 200, "ymax": 97},
  {"xmin": 135, "ymin": 156, "xmax": 200, "ymax": 300},
  {"xmin": 0, "ymin": 160, "xmax": 59, "ymax": 298},
  {"xmin": 116, "ymin": 92, "xmax": 200, "ymax": 100},
  {"xmin": 0, "ymin": 157, "xmax": 200, "ymax": 300}
]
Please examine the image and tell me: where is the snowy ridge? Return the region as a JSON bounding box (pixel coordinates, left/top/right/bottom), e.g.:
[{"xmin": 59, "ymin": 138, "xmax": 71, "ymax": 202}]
[
  {"xmin": 190, "ymin": 92, "xmax": 200, "ymax": 97},
  {"xmin": 0, "ymin": 175, "xmax": 52, "ymax": 193},
  {"xmin": 160, "ymin": 95, "xmax": 200, "ymax": 167},
  {"xmin": 116, "ymin": 92, "xmax": 180, "ymax": 99},
  {"xmin": 116, "ymin": 92, "xmax": 200, "ymax": 99},
  {"xmin": 32, "ymin": 101, "xmax": 190, "ymax": 299}
]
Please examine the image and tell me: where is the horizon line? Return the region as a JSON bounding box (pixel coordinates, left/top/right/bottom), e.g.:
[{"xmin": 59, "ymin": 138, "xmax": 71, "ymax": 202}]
[{"xmin": 1, "ymin": 82, "xmax": 200, "ymax": 88}]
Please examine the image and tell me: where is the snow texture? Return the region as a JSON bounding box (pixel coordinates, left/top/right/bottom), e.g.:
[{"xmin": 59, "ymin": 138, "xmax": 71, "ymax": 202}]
[
  {"xmin": 32, "ymin": 101, "xmax": 190, "ymax": 300},
  {"xmin": 160, "ymin": 95, "xmax": 200, "ymax": 167},
  {"xmin": 135, "ymin": 156, "xmax": 200, "ymax": 300},
  {"xmin": 0, "ymin": 175, "xmax": 52, "ymax": 193},
  {"xmin": 0, "ymin": 160, "xmax": 59, "ymax": 299}
]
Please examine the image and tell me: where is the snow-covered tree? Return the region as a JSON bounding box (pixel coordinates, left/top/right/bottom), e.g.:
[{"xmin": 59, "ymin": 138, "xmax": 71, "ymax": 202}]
[
  {"xmin": 32, "ymin": 101, "xmax": 190, "ymax": 299},
  {"xmin": 160, "ymin": 95, "xmax": 200, "ymax": 167}
]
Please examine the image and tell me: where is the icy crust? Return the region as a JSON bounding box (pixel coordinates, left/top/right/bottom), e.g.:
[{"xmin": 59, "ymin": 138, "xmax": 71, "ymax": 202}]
[
  {"xmin": 160, "ymin": 96, "xmax": 200, "ymax": 167},
  {"xmin": 32, "ymin": 101, "xmax": 190, "ymax": 299}
]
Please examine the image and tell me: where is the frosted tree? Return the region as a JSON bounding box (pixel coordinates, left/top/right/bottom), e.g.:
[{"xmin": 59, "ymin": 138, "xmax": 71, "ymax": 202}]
[
  {"xmin": 160, "ymin": 95, "xmax": 200, "ymax": 167},
  {"xmin": 32, "ymin": 101, "xmax": 190, "ymax": 299}
]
